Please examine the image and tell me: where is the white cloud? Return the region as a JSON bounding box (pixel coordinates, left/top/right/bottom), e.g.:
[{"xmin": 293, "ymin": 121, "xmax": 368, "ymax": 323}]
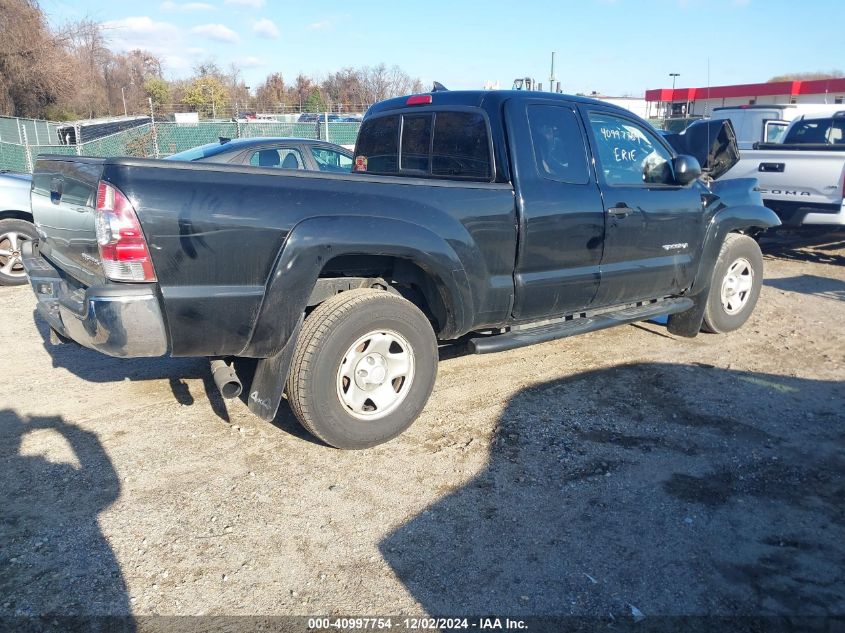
[
  {"xmin": 190, "ymin": 23, "xmax": 240, "ymax": 43},
  {"xmin": 224, "ymin": 0, "xmax": 264, "ymax": 7},
  {"xmin": 308, "ymin": 20, "xmax": 332, "ymax": 30},
  {"xmin": 101, "ymin": 16, "xmax": 181, "ymax": 44},
  {"xmin": 100, "ymin": 16, "xmax": 209, "ymax": 76},
  {"xmin": 237, "ymin": 56, "xmax": 265, "ymax": 68},
  {"xmin": 251, "ymin": 18, "xmax": 279, "ymax": 38},
  {"xmin": 160, "ymin": 1, "xmax": 216, "ymax": 10}
]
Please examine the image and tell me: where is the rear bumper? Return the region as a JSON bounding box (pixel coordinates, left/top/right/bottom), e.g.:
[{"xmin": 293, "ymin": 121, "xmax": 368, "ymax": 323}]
[
  {"xmin": 764, "ymin": 199, "xmax": 845, "ymax": 227},
  {"xmin": 803, "ymin": 200, "xmax": 845, "ymax": 226},
  {"xmin": 23, "ymin": 242, "xmax": 168, "ymax": 358}
]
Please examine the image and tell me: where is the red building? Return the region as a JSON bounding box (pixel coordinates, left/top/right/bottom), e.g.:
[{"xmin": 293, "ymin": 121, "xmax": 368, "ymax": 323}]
[{"xmin": 645, "ymin": 78, "xmax": 845, "ymax": 118}]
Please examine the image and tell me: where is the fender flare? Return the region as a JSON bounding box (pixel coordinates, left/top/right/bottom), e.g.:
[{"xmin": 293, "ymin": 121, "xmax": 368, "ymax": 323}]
[
  {"xmin": 668, "ymin": 204, "xmax": 779, "ymax": 338},
  {"xmin": 242, "ymin": 215, "xmax": 474, "ymax": 358},
  {"xmin": 693, "ymin": 204, "xmax": 780, "ymax": 294}
]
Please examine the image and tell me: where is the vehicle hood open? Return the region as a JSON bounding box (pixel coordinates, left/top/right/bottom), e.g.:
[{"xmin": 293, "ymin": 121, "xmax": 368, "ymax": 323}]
[{"xmin": 663, "ymin": 119, "xmax": 740, "ymax": 180}]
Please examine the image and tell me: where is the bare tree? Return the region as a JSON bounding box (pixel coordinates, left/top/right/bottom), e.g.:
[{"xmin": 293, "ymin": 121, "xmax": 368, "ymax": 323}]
[
  {"xmin": 59, "ymin": 18, "xmax": 115, "ymax": 118},
  {"xmin": 321, "ymin": 67, "xmax": 365, "ymax": 111},
  {"xmin": 291, "ymin": 74, "xmax": 315, "ymax": 111},
  {"xmin": 255, "ymin": 72, "xmax": 286, "ymax": 111},
  {"xmin": 0, "ymin": 2, "xmax": 422, "ymax": 122},
  {"xmin": 357, "ymin": 64, "xmax": 421, "ymax": 105},
  {"xmin": 768, "ymin": 71, "xmax": 844, "ymax": 83},
  {"xmin": 227, "ymin": 63, "xmax": 251, "ymax": 115},
  {"xmin": 0, "ymin": 0, "xmax": 74, "ymax": 117}
]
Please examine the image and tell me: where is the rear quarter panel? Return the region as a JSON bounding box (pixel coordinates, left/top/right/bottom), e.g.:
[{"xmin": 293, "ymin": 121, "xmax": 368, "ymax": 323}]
[{"xmin": 107, "ymin": 160, "xmax": 516, "ymax": 356}]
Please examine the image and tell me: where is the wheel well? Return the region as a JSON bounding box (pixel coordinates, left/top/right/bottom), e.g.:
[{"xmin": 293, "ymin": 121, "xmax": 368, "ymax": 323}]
[
  {"xmin": 317, "ymin": 254, "xmax": 449, "ymax": 334},
  {"xmin": 0, "ymin": 210, "xmax": 34, "ymax": 223}
]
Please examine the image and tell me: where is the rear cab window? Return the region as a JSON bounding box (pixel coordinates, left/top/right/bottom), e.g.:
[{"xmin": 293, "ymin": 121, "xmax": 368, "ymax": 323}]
[
  {"xmin": 784, "ymin": 117, "xmax": 845, "ymax": 144},
  {"xmin": 354, "ymin": 110, "xmax": 492, "ymax": 181}
]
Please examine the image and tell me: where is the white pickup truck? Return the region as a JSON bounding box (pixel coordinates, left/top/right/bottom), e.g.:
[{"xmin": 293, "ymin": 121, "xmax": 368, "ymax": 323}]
[
  {"xmin": 719, "ymin": 112, "xmax": 845, "ymax": 227},
  {"xmin": 709, "ymin": 104, "xmax": 845, "ymax": 150}
]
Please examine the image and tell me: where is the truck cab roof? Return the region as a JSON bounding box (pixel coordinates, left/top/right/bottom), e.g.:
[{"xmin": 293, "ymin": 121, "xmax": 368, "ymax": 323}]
[{"xmin": 365, "ymin": 90, "xmax": 635, "ymax": 119}]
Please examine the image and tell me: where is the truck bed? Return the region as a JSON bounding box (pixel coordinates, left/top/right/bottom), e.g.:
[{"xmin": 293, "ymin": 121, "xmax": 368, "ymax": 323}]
[{"xmin": 30, "ymin": 155, "xmax": 517, "ymax": 357}]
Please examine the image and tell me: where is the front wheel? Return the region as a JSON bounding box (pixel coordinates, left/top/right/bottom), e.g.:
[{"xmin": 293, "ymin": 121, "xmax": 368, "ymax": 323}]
[
  {"xmin": 702, "ymin": 233, "xmax": 764, "ymax": 333},
  {"xmin": 286, "ymin": 288, "xmax": 438, "ymax": 449}
]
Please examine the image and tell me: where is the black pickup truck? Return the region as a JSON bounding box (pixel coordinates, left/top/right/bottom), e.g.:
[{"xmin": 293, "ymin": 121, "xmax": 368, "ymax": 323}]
[{"xmin": 24, "ymin": 90, "xmax": 779, "ymax": 449}]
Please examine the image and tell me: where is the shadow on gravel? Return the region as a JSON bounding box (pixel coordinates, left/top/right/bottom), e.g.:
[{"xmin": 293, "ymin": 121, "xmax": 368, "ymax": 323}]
[
  {"xmin": 32, "ymin": 310, "xmax": 230, "ymax": 421},
  {"xmin": 765, "ymin": 275, "xmax": 845, "ymax": 303},
  {"xmin": 380, "ymin": 363, "xmax": 845, "ymax": 620},
  {"xmin": 760, "ymin": 230, "xmax": 845, "ymax": 266},
  {"xmin": 0, "ymin": 409, "xmax": 134, "ymax": 631}
]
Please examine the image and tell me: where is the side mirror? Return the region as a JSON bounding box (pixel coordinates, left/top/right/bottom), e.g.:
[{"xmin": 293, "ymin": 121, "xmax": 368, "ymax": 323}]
[{"xmin": 672, "ymin": 155, "xmax": 702, "ymax": 185}]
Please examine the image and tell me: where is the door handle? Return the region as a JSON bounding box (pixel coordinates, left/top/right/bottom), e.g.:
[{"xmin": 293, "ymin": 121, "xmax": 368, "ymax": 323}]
[{"xmin": 607, "ymin": 205, "xmax": 632, "ymax": 218}]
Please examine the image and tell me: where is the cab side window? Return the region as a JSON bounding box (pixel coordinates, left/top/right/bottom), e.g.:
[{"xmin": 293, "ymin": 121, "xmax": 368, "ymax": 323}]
[
  {"xmin": 249, "ymin": 148, "xmax": 305, "ymax": 169},
  {"xmin": 587, "ymin": 112, "xmax": 673, "ymax": 186},
  {"xmin": 527, "ymin": 104, "xmax": 589, "ymax": 184}
]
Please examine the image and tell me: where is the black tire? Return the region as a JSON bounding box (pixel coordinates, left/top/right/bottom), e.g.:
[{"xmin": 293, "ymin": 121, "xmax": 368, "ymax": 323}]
[
  {"xmin": 702, "ymin": 233, "xmax": 763, "ymax": 333},
  {"xmin": 286, "ymin": 288, "xmax": 438, "ymax": 449},
  {"xmin": 0, "ymin": 218, "xmax": 37, "ymax": 286}
]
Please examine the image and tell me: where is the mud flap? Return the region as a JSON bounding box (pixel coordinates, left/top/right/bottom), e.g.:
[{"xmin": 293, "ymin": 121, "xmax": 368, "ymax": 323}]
[
  {"xmin": 667, "ymin": 288, "xmax": 708, "ymax": 338},
  {"xmin": 247, "ymin": 318, "xmax": 302, "ymax": 421}
]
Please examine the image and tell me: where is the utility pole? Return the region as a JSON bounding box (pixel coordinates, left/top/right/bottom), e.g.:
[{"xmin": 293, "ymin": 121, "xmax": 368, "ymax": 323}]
[
  {"xmin": 204, "ymin": 85, "xmax": 217, "ymax": 119},
  {"xmin": 667, "ymin": 72, "xmax": 680, "ymax": 121},
  {"xmin": 149, "ymin": 97, "xmax": 159, "ymax": 159},
  {"xmin": 121, "ymin": 85, "xmax": 129, "ymax": 117},
  {"xmin": 549, "ymin": 52, "xmax": 556, "ymax": 93}
]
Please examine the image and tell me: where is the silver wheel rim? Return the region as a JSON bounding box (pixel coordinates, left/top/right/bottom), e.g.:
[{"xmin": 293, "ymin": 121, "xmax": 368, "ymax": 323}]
[
  {"xmin": 720, "ymin": 257, "xmax": 754, "ymax": 315},
  {"xmin": 0, "ymin": 230, "xmax": 30, "ymax": 278},
  {"xmin": 336, "ymin": 329, "xmax": 415, "ymax": 421}
]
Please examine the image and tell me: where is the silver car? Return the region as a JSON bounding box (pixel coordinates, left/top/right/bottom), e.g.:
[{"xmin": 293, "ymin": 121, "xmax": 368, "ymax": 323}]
[{"xmin": 0, "ymin": 171, "xmax": 36, "ymax": 285}]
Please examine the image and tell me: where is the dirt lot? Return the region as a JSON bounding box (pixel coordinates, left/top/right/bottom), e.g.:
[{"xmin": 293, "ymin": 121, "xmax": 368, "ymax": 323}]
[{"xmin": 1, "ymin": 231, "xmax": 844, "ymax": 626}]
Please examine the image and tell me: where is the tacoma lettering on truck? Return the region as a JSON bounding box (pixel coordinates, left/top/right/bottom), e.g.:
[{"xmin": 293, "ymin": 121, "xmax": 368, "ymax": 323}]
[{"xmin": 759, "ymin": 189, "xmax": 812, "ymax": 196}]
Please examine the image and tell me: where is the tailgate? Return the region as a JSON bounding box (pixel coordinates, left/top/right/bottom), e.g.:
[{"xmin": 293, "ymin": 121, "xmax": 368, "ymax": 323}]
[
  {"xmin": 725, "ymin": 149, "xmax": 845, "ymax": 207},
  {"xmin": 31, "ymin": 156, "xmax": 108, "ymax": 286}
]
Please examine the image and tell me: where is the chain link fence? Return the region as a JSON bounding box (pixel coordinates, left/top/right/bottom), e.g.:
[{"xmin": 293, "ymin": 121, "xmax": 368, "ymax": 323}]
[
  {"xmin": 0, "ymin": 116, "xmax": 62, "ymax": 146},
  {"xmin": 0, "ymin": 116, "xmax": 361, "ymax": 173}
]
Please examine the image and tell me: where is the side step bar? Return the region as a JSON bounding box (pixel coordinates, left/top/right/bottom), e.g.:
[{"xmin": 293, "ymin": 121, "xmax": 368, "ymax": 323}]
[{"xmin": 468, "ymin": 297, "xmax": 694, "ymax": 354}]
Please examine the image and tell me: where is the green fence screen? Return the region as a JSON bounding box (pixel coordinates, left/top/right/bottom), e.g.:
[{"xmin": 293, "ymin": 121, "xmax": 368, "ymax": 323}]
[{"xmin": 0, "ymin": 119, "xmax": 363, "ymax": 172}]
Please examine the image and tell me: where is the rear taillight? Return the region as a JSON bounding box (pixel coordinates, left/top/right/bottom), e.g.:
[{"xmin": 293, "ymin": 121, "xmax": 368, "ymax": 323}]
[{"xmin": 94, "ymin": 181, "xmax": 156, "ymax": 282}]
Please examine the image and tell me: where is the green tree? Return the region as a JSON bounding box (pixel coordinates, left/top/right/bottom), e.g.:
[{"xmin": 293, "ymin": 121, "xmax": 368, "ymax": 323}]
[
  {"xmin": 182, "ymin": 76, "xmax": 229, "ymax": 118},
  {"xmin": 144, "ymin": 77, "xmax": 170, "ymax": 108},
  {"xmin": 304, "ymin": 89, "xmax": 326, "ymax": 113}
]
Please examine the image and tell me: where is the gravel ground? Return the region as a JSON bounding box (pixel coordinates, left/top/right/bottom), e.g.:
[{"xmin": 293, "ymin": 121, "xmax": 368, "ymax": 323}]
[{"xmin": 1, "ymin": 231, "xmax": 843, "ymax": 626}]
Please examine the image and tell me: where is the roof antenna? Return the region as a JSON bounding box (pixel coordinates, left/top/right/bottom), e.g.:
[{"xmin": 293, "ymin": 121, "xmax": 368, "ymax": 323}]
[
  {"xmin": 432, "ymin": 81, "xmax": 448, "ymax": 92},
  {"xmin": 706, "ymin": 57, "xmax": 711, "ymax": 176}
]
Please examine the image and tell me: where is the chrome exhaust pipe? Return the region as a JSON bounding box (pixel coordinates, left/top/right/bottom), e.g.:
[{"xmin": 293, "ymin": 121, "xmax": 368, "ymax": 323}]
[{"xmin": 210, "ymin": 359, "xmax": 242, "ymax": 399}]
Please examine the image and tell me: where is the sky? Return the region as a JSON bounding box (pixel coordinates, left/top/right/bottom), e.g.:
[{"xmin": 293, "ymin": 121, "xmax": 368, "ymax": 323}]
[{"xmin": 40, "ymin": 0, "xmax": 845, "ymax": 97}]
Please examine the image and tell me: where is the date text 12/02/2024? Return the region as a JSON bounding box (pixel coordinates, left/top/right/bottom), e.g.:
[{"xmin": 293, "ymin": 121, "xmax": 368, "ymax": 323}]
[{"xmin": 306, "ymin": 617, "xmax": 528, "ymax": 630}]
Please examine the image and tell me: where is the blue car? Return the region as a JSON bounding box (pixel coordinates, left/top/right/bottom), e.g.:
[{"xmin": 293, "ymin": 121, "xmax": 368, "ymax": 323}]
[
  {"xmin": 0, "ymin": 171, "xmax": 36, "ymax": 286},
  {"xmin": 166, "ymin": 137, "xmax": 354, "ymax": 173}
]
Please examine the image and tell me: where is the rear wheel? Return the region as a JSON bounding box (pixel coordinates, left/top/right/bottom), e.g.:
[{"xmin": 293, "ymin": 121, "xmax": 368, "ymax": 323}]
[
  {"xmin": 286, "ymin": 288, "xmax": 438, "ymax": 449},
  {"xmin": 0, "ymin": 218, "xmax": 37, "ymax": 286},
  {"xmin": 702, "ymin": 233, "xmax": 763, "ymax": 333}
]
